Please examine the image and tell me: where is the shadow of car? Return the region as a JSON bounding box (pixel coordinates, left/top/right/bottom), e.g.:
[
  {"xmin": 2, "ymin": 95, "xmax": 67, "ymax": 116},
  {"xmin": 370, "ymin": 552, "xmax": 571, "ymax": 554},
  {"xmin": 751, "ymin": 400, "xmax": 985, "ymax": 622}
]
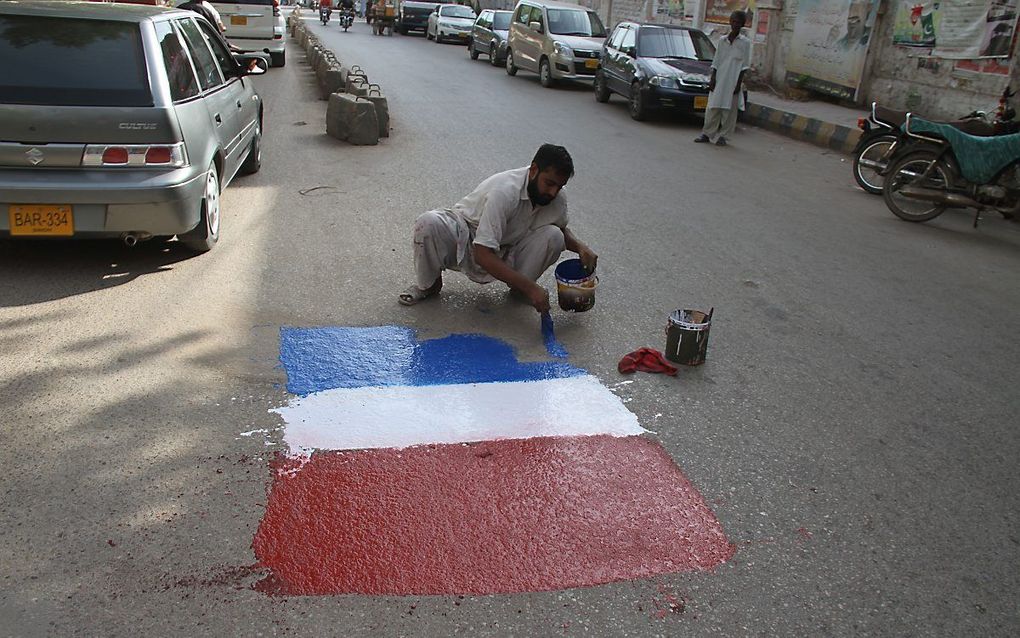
[
  {"xmin": 595, "ymin": 22, "xmax": 715, "ymax": 121},
  {"xmin": 0, "ymin": 1, "xmax": 267, "ymax": 253},
  {"xmin": 468, "ymin": 9, "xmax": 511, "ymax": 66}
]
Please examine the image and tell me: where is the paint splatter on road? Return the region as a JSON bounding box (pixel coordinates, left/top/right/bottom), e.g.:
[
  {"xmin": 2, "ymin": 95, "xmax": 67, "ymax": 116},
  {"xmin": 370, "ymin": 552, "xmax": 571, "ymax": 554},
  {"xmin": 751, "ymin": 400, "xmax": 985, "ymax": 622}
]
[{"xmin": 253, "ymin": 326, "xmax": 734, "ymax": 595}]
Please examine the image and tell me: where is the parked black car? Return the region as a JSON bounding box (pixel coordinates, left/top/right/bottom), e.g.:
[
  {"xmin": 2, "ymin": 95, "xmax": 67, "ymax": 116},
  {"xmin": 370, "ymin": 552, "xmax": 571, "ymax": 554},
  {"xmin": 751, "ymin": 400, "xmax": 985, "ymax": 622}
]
[
  {"xmin": 397, "ymin": 0, "xmax": 437, "ymax": 34},
  {"xmin": 468, "ymin": 9, "xmax": 511, "ymax": 65},
  {"xmin": 594, "ymin": 22, "xmax": 715, "ymax": 121}
]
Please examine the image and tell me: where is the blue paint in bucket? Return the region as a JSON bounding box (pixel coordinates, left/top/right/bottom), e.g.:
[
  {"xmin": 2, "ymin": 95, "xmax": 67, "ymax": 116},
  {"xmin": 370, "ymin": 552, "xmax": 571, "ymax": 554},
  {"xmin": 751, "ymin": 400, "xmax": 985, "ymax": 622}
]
[{"xmin": 554, "ymin": 259, "xmax": 598, "ymax": 312}]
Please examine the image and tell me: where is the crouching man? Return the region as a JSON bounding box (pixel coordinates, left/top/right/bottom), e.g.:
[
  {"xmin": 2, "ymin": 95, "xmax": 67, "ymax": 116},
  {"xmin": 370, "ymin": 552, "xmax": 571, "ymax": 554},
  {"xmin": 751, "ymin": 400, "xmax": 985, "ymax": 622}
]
[{"xmin": 398, "ymin": 144, "xmax": 598, "ymax": 313}]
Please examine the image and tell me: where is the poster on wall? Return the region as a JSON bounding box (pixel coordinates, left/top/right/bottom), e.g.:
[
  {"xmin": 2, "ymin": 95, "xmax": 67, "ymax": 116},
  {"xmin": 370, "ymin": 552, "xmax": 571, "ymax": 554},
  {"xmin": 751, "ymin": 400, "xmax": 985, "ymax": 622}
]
[
  {"xmin": 705, "ymin": 0, "xmax": 755, "ymax": 24},
  {"xmin": 785, "ymin": 0, "xmax": 881, "ymax": 100},
  {"xmin": 755, "ymin": 9, "xmax": 770, "ymax": 41},
  {"xmin": 654, "ymin": 0, "xmax": 690, "ymax": 20},
  {"xmin": 892, "ymin": 0, "xmax": 939, "ymax": 46},
  {"xmin": 893, "ymin": 0, "xmax": 1019, "ymax": 58}
]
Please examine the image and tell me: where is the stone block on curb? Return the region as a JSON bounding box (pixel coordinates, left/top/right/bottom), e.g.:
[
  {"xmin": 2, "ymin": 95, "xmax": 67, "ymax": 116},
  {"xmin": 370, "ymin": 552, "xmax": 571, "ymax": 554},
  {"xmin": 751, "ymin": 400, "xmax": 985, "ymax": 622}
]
[
  {"xmin": 363, "ymin": 88, "xmax": 390, "ymax": 138},
  {"xmin": 327, "ymin": 93, "xmax": 380, "ymax": 146},
  {"xmin": 322, "ymin": 69, "xmax": 346, "ymax": 97}
]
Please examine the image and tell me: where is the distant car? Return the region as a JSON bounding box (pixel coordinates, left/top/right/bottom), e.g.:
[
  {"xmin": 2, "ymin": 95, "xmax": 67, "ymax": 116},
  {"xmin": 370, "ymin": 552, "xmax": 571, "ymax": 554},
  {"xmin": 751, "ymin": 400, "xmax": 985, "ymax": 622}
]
[
  {"xmin": 468, "ymin": 9, "xmax": 512, "ymax": 66},
  {"xmin": 595, "ymin": 22, "xmax": 715, "ymax": 121},
  {"xmin": 0, "ymin": 1, "xmax": 267, "ymax": 252},
  {"xmin": 206, "ymin": 0, "xmax": 286, "ymax": 67},
  {"xmin": 426, "ymin": 3, "xmax": 476, "ymax": 44},
  {"xmin": 397, "ymin": 0, "xmax": 437, "ymax": 35},
  {"xmin": 504, "ymin": 0, "xmax": 607, "ymax": 88}
]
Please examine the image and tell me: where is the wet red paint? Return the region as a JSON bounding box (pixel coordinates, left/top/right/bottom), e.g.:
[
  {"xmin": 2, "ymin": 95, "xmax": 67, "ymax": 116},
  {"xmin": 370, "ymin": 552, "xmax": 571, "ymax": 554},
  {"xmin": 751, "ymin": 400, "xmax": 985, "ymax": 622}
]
[{"xmin": 253, "ymin": 435, "xmax": 735, "ymax": 596}]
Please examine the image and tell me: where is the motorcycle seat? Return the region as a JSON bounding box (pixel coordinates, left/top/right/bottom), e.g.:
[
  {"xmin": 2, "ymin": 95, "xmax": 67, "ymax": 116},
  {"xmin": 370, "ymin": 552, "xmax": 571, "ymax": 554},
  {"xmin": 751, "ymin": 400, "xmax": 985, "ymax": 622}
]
[
  {"xmin": 908, "ymin": 117, "xmax": 1020, "ymax": 184},
  {"xmin": 874, "ymin": 105, "xmax": 907, "ymax": 128}
]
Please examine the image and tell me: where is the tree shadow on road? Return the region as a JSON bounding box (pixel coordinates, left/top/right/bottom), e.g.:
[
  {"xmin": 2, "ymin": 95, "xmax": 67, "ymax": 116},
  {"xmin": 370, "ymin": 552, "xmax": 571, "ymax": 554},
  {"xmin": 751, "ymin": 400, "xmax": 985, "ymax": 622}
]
[{"xmin": 0, "ymin": 238, "xmax": 197, "ymax": 308}]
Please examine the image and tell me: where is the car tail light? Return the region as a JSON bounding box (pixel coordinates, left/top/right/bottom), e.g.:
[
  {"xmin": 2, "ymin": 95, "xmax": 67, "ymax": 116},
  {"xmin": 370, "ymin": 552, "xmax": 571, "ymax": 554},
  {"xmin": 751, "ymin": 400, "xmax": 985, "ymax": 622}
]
[
  {"xmin": 102, "ymin": 147, "xmax": 129, "ymax": 164},
  {"xmin": 144, "ymin": 146, "xmax": 172, "ymax": 164},
  {"xmin": 857, "ymin": 117, "xmax": 868, "ymax": 131},
  {"xmin": 82, "ymin": 142, "xmax": 188, "ymax": 168}
]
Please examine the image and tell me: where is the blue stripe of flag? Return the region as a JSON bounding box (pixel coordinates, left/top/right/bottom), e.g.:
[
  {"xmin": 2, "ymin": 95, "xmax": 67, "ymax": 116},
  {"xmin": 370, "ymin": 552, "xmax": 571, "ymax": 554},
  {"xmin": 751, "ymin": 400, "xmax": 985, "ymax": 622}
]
[{"xmin": 280, "ymin": 326, "xmax": 585, "ymax": 396}]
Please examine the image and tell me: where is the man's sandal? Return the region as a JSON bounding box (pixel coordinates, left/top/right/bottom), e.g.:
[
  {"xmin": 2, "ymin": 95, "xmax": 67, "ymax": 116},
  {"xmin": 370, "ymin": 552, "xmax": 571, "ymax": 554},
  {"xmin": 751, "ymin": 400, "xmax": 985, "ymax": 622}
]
[{"xmin": 397, "ymin": 279, "xmax": 442, "ymax": 306}]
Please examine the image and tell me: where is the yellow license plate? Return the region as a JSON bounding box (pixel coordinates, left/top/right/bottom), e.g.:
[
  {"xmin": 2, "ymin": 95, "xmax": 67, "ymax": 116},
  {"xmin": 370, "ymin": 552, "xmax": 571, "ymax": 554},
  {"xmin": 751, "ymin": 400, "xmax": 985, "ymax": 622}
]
[
  {"xmin": 231, "ymin": 15, "xmax": 247, "ymax": 25},
  {"xmin": 9, "ymin": 205, "xmax": 73, "ymax": 236},
  {"xmin": 585, "ymin": 59, "xmax": 599, "ymax": 69},
  {"xmin": 694, "ymin": 95, "xmax": 708, "ymax": 110}
]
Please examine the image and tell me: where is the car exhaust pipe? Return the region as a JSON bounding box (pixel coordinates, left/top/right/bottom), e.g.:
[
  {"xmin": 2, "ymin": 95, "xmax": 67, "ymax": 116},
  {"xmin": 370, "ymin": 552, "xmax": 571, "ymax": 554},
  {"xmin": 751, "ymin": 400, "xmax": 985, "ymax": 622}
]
[
  {"xmin": 120, "ymin": 232, "xmax": 152, "ymax": 247},
  {"xmin": 898, "ymin": 185, "xmax": 980, "ymax": 208}
]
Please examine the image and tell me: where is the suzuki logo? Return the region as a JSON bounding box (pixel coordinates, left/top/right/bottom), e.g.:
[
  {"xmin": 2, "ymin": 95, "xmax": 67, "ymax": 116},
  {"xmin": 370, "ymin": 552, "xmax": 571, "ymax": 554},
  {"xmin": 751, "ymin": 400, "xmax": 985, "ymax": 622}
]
[{"xmin": 26, "ymin": 148, "xmax": 44, "ymax": 166}]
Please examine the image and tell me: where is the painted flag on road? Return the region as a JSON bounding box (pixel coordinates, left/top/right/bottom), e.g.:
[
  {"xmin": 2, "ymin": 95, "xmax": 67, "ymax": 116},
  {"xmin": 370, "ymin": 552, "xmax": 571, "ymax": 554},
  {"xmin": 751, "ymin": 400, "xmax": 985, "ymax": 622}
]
[{"xmin": 253, "ymin": 326, "xmax": 734, "ymax": 596}]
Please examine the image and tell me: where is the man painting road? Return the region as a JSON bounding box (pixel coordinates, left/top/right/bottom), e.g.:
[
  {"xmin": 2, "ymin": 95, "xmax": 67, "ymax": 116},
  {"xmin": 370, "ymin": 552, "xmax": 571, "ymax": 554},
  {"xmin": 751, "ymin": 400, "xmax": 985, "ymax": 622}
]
[
  {"xmin": 695, "ymin": 11, "xmax": 751, "ymax": 146},
  {"xmin": 398, "ymin": 144, "xmax": 598, "ymax": 313}
]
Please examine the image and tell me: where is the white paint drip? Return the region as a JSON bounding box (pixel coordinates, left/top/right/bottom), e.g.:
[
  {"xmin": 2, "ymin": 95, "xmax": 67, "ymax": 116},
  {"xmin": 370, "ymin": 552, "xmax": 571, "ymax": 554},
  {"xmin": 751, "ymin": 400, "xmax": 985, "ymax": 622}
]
[
  {"xmin": 273, "ymin": 375, "xmax": 647, "ymax": 454},
  {"xmin": 239, "ymin": 428, "xmax": 269, "ymax": 437}
]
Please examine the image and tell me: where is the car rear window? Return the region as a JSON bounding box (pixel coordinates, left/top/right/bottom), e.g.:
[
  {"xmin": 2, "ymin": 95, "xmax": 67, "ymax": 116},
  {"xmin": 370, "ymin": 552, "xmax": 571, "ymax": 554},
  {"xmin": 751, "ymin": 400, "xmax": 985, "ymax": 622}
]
[
  {"xmin": 0, "ymin": 15, "xmax": 151, "ymax": 107},
  {"xmin": 492, "ymin": 12, "xmax": 511, "ymax": 30}
]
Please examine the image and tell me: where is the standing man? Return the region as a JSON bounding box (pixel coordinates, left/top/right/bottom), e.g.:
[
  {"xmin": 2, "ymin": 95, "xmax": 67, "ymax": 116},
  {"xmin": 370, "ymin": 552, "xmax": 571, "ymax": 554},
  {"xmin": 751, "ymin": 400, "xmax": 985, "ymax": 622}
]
[
  {"xmin": 398, "ymin": 144, "xmax": 598, "ymax": 313},
  {"xmin": 695, "ymin": 11, "xmax": 751, "ymax": 146}
]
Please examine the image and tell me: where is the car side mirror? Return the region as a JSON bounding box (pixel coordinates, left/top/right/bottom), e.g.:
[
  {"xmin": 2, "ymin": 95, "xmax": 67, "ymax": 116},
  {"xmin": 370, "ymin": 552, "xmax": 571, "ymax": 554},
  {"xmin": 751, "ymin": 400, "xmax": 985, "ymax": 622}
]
[
  {"xmin": 233, "ymin": 53, "xmax": 269, "ymax": 76},
  {"xmin": 529, "ymin": 20, "xmax": 543, "ymax": 33}
]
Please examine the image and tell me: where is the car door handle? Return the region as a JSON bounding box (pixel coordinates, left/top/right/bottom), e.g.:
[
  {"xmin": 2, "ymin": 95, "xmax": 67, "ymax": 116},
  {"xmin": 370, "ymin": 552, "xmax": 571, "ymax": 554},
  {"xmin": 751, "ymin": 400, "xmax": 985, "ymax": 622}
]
[
  {"xmin": 215, "ymin": 114, "xmax": 222, "ymax": 125},
  {"xmin": 236, "ymin": 100, "xmax": 243, "ymax": 109}
]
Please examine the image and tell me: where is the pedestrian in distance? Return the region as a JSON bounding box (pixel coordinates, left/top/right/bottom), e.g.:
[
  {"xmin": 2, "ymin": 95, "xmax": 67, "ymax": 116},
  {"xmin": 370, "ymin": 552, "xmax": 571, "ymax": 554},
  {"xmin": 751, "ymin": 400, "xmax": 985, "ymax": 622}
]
[
  {"xmin": 398, "ymin": 144, "xmax": 598, "ymax": 313},
  {"xmin": 695, "ymin": 11, "xmax": 751, "ymax": 147}
]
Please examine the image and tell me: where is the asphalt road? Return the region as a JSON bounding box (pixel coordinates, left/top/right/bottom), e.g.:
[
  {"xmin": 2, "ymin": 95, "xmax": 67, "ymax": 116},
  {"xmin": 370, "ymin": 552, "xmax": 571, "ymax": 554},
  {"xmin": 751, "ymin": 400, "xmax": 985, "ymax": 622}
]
[{"xmin": 2, "ymin": 10, "xmax": 1019, "ymax": 636}]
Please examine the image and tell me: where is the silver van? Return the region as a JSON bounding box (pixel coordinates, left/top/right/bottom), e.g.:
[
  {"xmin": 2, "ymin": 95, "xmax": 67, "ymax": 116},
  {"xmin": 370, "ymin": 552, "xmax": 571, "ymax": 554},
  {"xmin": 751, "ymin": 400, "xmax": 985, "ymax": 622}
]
[
  {"xmin": 504, "ymin": 0, "xmax": 607, "ymax": 87},
  {"xmin": 0, "ymin": 1, "xmax": 267, "ymax": 252}
]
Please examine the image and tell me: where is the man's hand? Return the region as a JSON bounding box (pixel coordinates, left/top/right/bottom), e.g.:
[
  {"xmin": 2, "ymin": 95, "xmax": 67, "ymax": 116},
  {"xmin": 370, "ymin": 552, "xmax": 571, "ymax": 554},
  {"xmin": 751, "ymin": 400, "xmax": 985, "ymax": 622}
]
[
  {"xmin": 708, "ymin": 78, "xmax": 716, "ymax": 93},
  {"xmin": 527, "ymin": 283, "xmax": 551, "ymax": 314},
  {"xmin": 578, "ymin": 245, "xmax": 598, "ymax": 273}
]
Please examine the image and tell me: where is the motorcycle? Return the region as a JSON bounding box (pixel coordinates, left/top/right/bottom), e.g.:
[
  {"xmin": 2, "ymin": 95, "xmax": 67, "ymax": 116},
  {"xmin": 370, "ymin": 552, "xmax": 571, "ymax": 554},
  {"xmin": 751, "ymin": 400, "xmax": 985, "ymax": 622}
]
[
  {"xmin": 881, "ymin": 100, "xmax": 1020, "ymax": 227},
  {"xmin": 339, "ymin": 7, "xmax": 354, "ymax": 30},
  {"xmin": 852, "ymin": 100, "xmax": 1011, "ymax": 195},
  {"xmin": 320, "ymin": 5, "xmax": 331, "ymax": 24}
]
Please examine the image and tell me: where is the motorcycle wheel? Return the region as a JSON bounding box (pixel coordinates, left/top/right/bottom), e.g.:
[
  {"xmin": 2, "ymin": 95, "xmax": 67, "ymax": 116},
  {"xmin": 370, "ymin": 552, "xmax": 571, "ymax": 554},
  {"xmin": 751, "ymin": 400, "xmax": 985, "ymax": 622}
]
[
  {"xmin": 853, "ymin": 134, "xmax": 897, "ymax": 195},
  {"xmin": 882, "ymin": 150, "xmax": 952, "ymax": 222}
]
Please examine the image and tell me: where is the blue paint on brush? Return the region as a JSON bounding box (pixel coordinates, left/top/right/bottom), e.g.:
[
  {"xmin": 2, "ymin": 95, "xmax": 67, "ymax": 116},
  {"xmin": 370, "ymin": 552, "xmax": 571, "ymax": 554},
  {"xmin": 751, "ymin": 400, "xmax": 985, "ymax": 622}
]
[
  {"xmin": 541, "ymin": 313, "xmax": 568, "ymax": 359},
  {"xmin": 280, "ymin": 326, "xmax": 584, "ymax": 395}
]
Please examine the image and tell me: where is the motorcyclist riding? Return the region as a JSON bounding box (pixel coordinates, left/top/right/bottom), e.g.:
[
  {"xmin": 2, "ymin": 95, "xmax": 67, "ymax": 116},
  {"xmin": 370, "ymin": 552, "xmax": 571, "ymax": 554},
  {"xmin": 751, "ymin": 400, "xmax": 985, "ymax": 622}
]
[{"xmin": 319, "ymin": 0, "xmax": 333, "ymax": 23}]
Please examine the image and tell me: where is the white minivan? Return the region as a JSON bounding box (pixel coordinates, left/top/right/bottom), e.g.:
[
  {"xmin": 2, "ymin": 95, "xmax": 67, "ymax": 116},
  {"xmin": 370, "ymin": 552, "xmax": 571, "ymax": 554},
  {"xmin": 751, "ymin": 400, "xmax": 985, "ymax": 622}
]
[{"xmin": 504, "ymin": 0, "xmax": 607, "ymax": 87}]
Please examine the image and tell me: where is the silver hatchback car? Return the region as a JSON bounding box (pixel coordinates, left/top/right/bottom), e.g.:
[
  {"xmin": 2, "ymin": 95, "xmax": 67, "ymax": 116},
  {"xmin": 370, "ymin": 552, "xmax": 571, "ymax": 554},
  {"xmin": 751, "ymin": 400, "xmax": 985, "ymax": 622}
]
[{"xmin": 0, "ymin": 1, "xmax": 267, "ymax": 252}]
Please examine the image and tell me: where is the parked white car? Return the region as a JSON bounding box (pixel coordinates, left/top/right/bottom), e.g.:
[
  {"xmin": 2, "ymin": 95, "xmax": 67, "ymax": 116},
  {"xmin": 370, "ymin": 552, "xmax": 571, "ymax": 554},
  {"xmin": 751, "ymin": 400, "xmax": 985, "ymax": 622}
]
[
  {"xmin": 426, "ymin": 3, "xmax": 476, "ymax": 44},
  {"xmin": 206, "ymin": 0, "xmax": 287, "ymax": 67}
]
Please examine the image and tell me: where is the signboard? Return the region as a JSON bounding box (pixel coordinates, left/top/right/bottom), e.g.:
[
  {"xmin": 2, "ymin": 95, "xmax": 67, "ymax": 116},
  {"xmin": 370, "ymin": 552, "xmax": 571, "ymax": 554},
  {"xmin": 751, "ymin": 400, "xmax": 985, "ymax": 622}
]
[
  {"xmin": 893, "ymin": 0, "xmax": 1019, "ymax": 58},
  {"xmin": 705, "ymin": 0, "xmax": 755, "ymax": 24},
  {"xmin": 654, "ymin": 0, "xmax": 690, "ymax": 20},
  {"xmin": 785, "ymin": 0, "xmax": 880, "ymax": 100}
]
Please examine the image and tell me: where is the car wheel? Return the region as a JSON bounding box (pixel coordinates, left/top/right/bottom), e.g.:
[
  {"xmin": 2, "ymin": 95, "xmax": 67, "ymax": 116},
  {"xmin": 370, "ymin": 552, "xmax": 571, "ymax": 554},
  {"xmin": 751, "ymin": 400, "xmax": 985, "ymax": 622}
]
[
  {"xmin": 180, "ymin": 162, "xmax": 221, "ymax": 253},
  {"xmin": 270, "ymin": 50, "xmax": 286, "ymax": 67},
  {"xmin": 470, "ymin": 41, "xmax": 479, "ymax": 59},
  {"xmin": 629, "ymin": 81, "xmax": 647, "ymax": 121},
  {"xmin": 539, "ymin": 57, "xmax": 555, "ymax": 88},
  {"xmin": 489, "ymin": 42, "xmax": 500, "ymax": 67},
  {"xmin": 239, "ymin": 119, "xmax": 262, "ymax": 175},
  {"xmin": 505, "ymin": 49, "xmax": 517, "ymax": 76},
  {"xmin": 594, "ymin": 70, "xmax": 610, "ymax": 103}
]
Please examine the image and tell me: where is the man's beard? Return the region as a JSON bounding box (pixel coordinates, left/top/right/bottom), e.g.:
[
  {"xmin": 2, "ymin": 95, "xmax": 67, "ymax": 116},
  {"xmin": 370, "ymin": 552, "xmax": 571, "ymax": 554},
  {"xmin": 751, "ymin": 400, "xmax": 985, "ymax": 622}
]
[{"xmin": 527, "ymin": 179, "xmax": 554, "ymax": 207}]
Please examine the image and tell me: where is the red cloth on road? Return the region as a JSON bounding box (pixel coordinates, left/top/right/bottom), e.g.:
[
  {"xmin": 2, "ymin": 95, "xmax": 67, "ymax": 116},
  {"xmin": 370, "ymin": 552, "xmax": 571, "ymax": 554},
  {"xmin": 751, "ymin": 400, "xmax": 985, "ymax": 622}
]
[{"xmin": 617, "ymin": 348, "xmax": 678, "ymax": 376}]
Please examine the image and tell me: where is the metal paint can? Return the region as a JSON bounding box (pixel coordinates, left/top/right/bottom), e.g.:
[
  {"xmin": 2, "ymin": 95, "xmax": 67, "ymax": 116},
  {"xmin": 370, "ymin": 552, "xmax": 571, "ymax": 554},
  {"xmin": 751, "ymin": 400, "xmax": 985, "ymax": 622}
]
[
  {"xmin": 664, "ymin": 308, "xmax": 712, "ymax": 365},
  {"xmin": 554, "ymin": 259, "xmax": 598, "ymax": 312}
]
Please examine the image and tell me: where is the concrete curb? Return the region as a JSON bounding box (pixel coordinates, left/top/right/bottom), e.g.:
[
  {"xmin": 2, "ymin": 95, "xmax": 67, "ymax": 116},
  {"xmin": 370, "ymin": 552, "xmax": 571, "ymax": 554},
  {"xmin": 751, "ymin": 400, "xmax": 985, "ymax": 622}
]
[{"xmin": 741, "ymin": 102, "xmax": 861, "ymax": 155}]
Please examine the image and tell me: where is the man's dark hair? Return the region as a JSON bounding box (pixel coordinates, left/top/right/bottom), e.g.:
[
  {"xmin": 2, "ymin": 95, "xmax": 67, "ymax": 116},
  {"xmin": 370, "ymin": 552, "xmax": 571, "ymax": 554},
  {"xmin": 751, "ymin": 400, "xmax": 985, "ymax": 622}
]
[
  {"xmin": 731, "ymin": 10, "xmax": 747, "ymax": 27},
  {"xmin": 532, "ymin": 144, "xmax": 574, "ymax": 179}
]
